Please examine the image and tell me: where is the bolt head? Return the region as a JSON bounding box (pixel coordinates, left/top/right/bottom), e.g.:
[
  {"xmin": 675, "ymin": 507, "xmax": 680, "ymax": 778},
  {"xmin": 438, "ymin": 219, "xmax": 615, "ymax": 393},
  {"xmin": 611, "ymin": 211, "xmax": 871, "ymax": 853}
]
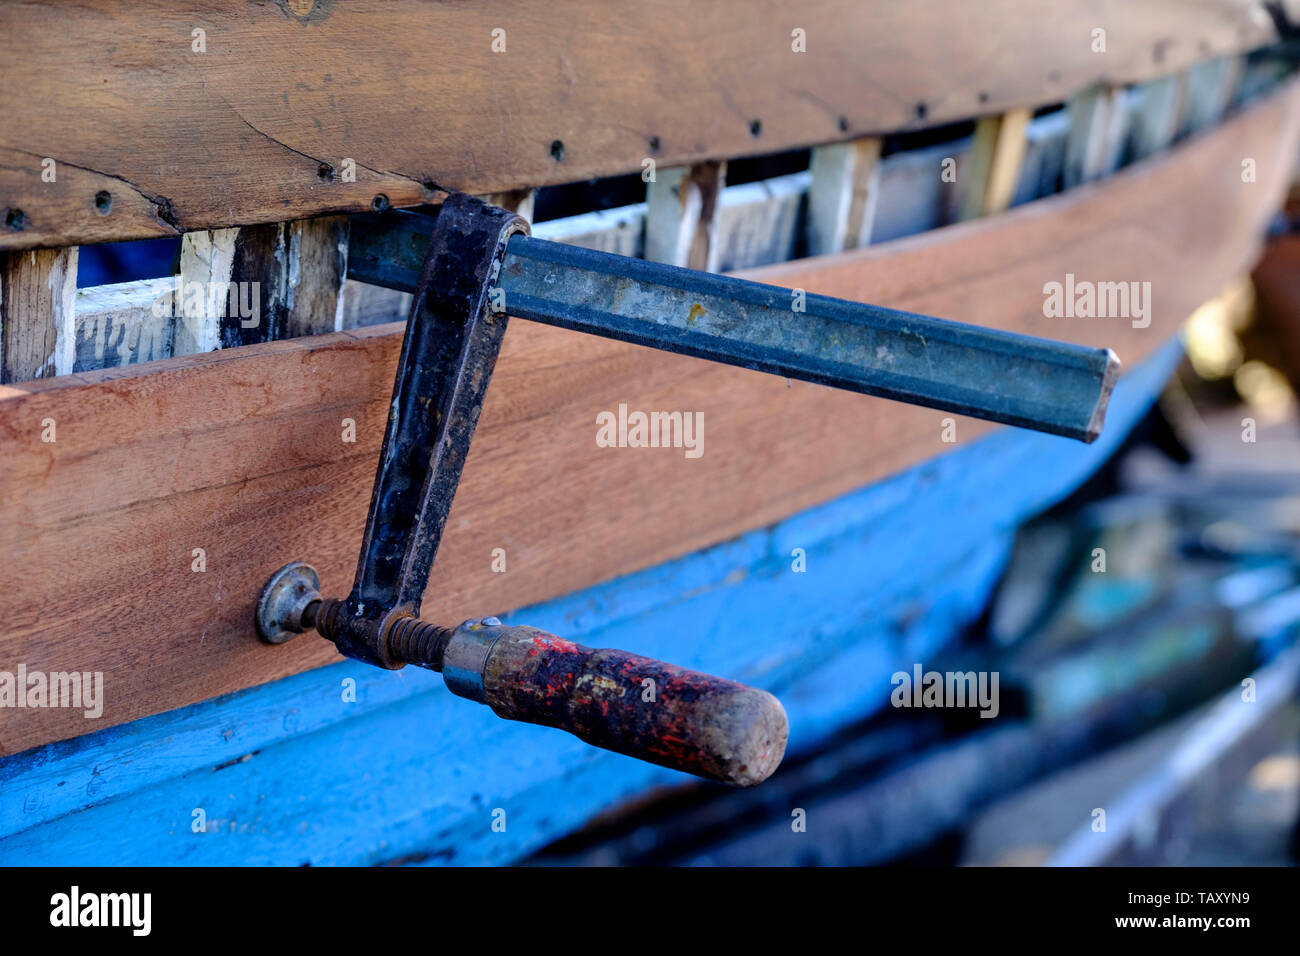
[{"xmin": 256, "ymin": 562, "xmax": 322, "ymax": 644}]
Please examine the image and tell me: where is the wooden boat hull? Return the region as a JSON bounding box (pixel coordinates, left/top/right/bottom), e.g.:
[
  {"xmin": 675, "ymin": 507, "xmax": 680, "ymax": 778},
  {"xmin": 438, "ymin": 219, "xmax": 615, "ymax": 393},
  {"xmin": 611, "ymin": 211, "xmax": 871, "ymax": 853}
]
[{"xmin": 0, "ymin": 3, "xmax": 1296, "ymax": 858}]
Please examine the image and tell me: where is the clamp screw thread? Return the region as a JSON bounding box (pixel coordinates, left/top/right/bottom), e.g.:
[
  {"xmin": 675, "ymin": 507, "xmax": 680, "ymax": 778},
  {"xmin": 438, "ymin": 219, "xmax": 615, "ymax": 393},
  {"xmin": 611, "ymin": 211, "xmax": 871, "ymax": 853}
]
[
  {"xmin": 386, "ymin": 617, "xmax": 454, "ymax": 670},
  {"xmin": 307, "ymin": 598, "xmax": 343, "ymax": 639}
]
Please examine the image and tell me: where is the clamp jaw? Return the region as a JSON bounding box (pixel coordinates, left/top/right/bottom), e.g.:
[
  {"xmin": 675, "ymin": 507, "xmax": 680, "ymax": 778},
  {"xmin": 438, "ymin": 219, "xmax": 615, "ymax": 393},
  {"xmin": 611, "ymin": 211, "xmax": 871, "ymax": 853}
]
[{"xmin": 321, "ymin": 196, "xmax": 525, "ymax": 669}]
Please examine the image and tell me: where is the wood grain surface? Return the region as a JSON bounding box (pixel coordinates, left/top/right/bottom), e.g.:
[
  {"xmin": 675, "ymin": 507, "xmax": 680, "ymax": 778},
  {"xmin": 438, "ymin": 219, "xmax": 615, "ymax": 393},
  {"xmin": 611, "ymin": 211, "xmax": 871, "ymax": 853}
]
[
  {"xmin": 0, "ymin": 248, "xmax": 77, "ymax": 382},
  {"xmin": 0, "ymin": 0, "xmax": 1278, "ymax": 250}
]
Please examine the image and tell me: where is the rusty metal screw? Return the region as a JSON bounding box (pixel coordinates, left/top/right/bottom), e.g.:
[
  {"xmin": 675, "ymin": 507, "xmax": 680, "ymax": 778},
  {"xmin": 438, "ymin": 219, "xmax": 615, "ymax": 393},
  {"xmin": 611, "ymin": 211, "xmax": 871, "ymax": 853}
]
[
  {"xmin": 385, "ymin": 617, "xmax": 454, "ymax": 670},
  {"xmin": 297, "ymin": 590, "xmax": 453, "ymax": 670}
]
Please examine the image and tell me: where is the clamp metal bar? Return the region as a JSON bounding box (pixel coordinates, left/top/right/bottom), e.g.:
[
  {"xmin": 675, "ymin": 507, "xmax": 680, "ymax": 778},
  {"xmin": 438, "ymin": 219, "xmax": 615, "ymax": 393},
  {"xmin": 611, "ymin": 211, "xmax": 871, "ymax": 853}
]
[{"xmin": 348, "ymin": 210, "xmax": 1119, "ymax": 443}]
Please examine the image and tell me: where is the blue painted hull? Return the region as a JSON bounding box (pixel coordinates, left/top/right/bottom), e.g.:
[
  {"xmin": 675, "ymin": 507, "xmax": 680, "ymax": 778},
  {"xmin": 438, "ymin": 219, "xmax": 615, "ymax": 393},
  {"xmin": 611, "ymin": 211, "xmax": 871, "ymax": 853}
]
[{"xmin": 0, "ymin": 340, "xmax": 1183, "ymax": 865}]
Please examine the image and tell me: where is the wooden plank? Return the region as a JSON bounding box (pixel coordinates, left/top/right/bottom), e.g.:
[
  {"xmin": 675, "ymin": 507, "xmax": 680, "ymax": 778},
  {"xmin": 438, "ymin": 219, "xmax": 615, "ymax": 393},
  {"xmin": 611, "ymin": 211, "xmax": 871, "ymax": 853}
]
[
  {"xmin": 65, "ymin": 212, "xmax": 354, "ymax": 394},
  {"xmin": 715, "ymin": 172, "xmax": 809, "ymax": 272},
  {"xmin": 338, "ymin": 280, "xmax": 411, "ymax": 331},
  {"xmin": 1126, "ymin": 74, "xmax": 1187, "ymax": 162},
  {"xmin": 0, "ymin": 80, "xmax": 1297, "ymax": 757},
  {"xmin": 284, "ymin": 215, "xmax": 350, "ymax": 339},
  {"xmin": 175, "ymin": 217, "xmax": 351, "ymax": 355},
  {"xmin": 644, "ymin": 162, "xmax": 727, "ymax": 271},
  {"xmin": 0, "ymin": 247, "xmax": 78, "ymax": 383},
  {"xmin": 0, "ymin": 0, "xmax": 1277, "ymax": 251},
  {"xmin": 1063, "ymin": 85, "xmax": 1128, "ymax": 188},
  {"xmin": 481, "ymin": 189, "xmax": 537, "ymax": 223},
  {"xmin": 223, "ymin": 223, "xmax": 291, "ymax": 348},
  {"xmin": 874, "ymin": 104, "xmax": 1070, "ymax": 241},
  {"xmin": 958, "ymin": 108, "xmax": 1033, "ymax": 220},
  {"xmin": 1180, "ymin": 56, "xmax": 1244, "ymax": 137},
  {"xmin": 1011, "ymin": 109, "xmax": 1070, "ymax": 206},
  {"xmin": 73, "ymin": 277, "xmax": 175, "ymax": 372},
  {"xmin": 532, "ymin": 171, "xmax": 806, "ymax": 272},
  {"xmin": 807, "ymin": 138, "xmax": 882, "ymax": 255},
  {"xmin": 872, "ymin": 139, "xmax": 971, "ymax": 242},
  {"xmin": 532, "ymin": 204, "xmax": 646, "ymax": 258},
  {"xmin": 173, "ymin": 228, "xmax": 236, "ymax": 355}
]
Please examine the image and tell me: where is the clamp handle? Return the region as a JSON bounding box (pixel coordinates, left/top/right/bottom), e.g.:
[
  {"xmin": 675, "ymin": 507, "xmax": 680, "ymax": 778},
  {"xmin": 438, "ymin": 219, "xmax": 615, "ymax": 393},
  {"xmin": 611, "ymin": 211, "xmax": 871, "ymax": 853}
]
[
  {"xmin": 441, "ymin": 621, "xmax": 787, "ymax": 787},
  {"xmin": 255, "ymin": 565, "xmax": 786, "ymax": 786}
]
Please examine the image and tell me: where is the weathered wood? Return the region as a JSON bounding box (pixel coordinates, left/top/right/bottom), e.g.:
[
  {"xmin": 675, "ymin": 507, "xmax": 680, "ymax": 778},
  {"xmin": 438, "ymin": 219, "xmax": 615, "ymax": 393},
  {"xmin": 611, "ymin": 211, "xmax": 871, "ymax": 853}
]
[
  {"xmin": 481, "ymin": 190, "xmax": 537, "ymax": 223},
  {"xmin": 0, "ymin": 0, "xmax": 1276, "ymax": 250},
  {"xmin": 645, "ymin": 162, "xmax": 727, "ymax": 271},
  {"xmin": 175, "ymin": 217, "xmax": 351, "ymax": 352},
  {"xmin": 808, "ymin": 138, "xmax": 882, "ymax": 256},
  {"xmin": 1011, "ymin": 109, "xmax": 1070, "ymax": 206},
  {"xmin": 173, "ymin": 228, "xmax": 237, "ymax": 355},
  {"xmin": 532, "ymin": 204, "xmax": 646, "ymax": 258},
  {"xmin": 958, "ymin": 108, "xmax": 1033, "ymax": 220},
  {"xmin": 70, "ymin": 123, "xmax": 1018, "ymax": 356},
  {"xmin": 715, "ymin": 172, "xmax": 809, "ymax": 272},
  {"xmin": 73, "ymin": 277, "xmax": 175, "ymax": 372},
  {"xmin": 284, "ymin": 216, "xmax": 350, "ymax": 338},
  {"xmin": 0, "ymin": 247, "xmax": 77, "ymax": 383},
  {"xmin": 872, "ymin": 140, "xmax": 970, "ymax": 242},
  {"xmin": 338, "ymin": 280, "xmax": 412, "ymax": 331},
  {"xmin": 1, "ymin": 80, "xmax": 1297, "ymax": 756},
  {"xmin": 224, "ymin": 223, "xmax": 292, "ymax": 348},
  {"xmin": 1126, "ymin": 75, "xmax": 1187, "ymax": 162},
  {"xmin": 74, "ymin": 228, "xmax": 351, "ymax": 369},
  {"xmin": 1180, "ymin": 56, "xmax": 1244, "ymax": 136},
  {"xmin": 1064, "ymin": 85, "xmax": 1128, "ymax": 188}
]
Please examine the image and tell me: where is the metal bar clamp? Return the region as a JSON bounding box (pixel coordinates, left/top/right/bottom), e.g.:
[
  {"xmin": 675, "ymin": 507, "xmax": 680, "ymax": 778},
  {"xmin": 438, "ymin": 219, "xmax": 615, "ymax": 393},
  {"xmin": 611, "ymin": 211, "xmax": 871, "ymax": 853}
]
[{"xmin": 257, "ymin": 193, "xmax": 1121, "ymax": 787}]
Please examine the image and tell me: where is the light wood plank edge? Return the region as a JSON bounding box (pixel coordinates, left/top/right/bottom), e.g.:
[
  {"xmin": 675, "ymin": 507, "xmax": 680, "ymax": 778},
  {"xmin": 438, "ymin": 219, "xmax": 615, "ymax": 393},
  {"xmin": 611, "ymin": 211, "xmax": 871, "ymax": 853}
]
[
  {"xmin": 1064, "ymin": 85, "xmax": 1128, "ymax": 188},
  {"xmin": 174, "ymin": 228, "xmax": 237, "ymax": 355},
  {"xmin": 715, "ymin": 172, "xmax": 809, "ymax": 272},
  {"xmin": 0, "ymin": 247, "xmax": 78, "ymax": 383},
  {"xmin": 807, "ymin": 138, "xmax": 883, "ymax": 255},
  {"xmin": 958, "ymin": 108, "xmax": 1034, "ymax": 221},
  {"xmin": 645, "ymin": 162, "xmax": 727, "ymax": 271},
  {"xmin": 73, "ymin": 277, "xmax": 175, "ymax": 372},
  {"xmin": 1127, "ymin": 74, "xmax": 1189, "ymax": 163},
  {"xmin": 533, "ymin": 204, "xmax": 646, "ymax": 258}
]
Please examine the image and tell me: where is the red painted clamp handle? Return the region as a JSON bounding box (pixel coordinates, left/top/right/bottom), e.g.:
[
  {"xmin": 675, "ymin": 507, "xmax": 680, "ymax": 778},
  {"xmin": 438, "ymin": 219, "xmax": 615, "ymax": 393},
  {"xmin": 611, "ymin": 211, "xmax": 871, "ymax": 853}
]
[{"xmin": 441, "ymin": 624, "xmax": 788, "ymax": 787}]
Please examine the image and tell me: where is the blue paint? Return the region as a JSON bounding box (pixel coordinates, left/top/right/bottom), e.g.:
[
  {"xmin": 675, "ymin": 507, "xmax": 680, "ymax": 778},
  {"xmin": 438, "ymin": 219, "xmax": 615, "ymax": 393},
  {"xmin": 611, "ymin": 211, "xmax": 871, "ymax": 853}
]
[
  {"xmin": 0, "ymin": 340, "xmax": 1183, "ymax": 865},
  {"xmin": 75, "ymin": 237, "xmax": 180, "ymax": 288}
]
